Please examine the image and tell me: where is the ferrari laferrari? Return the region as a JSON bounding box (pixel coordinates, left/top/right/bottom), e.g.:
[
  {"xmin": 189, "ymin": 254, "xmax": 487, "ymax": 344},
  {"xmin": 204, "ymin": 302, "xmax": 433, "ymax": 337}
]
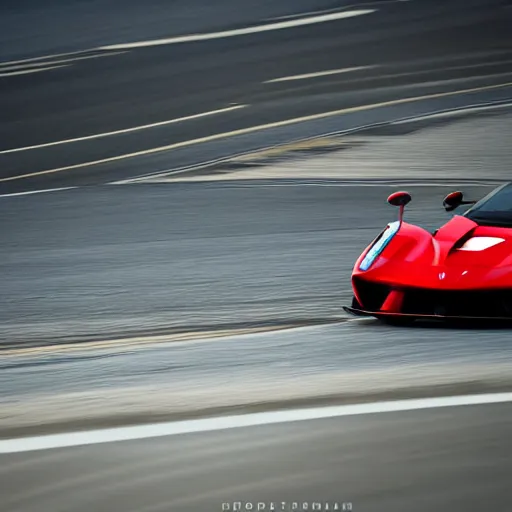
[{"xmin": 344, "ymin": 182, "xmax": 512, "ymax": 323}]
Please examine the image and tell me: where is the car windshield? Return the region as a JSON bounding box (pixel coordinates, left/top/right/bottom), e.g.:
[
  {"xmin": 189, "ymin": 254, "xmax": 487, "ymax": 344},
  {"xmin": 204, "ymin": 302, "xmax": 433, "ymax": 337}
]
[{"xmin": 465, "ymin": 183, "xmax": 512, "ymax": 226}]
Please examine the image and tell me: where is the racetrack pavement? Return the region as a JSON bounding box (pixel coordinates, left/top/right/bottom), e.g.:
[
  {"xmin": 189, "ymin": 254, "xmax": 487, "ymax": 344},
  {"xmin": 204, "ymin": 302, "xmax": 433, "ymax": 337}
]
[{"xmin": 2, "ymin": 402, "xmax": 512, "ymax": 512}]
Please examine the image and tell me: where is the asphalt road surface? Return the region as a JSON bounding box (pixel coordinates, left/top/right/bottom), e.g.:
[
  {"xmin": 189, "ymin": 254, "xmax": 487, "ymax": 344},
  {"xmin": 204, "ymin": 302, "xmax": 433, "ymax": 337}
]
[
  {"xmin": 2, "ymin": 1, "xmax": 512, "ymax": 506},
  {"xmin": 0, "ymin": 0, "xmax": 511, "ymax": 420},
  {"xmin": 2, "ymin": 109, "xmax": 511, "ymax": 347},
  {"xmin": 2, "ymin": 403, "xmax": 512, "ymax": 512},
  {"xmin": 1, "ymin": 0, "xmax": 511, "ymax": 193},
  {"xmin": 2, "ymin": 110, "xmax": 512, "ymax": 434},
  {"xmin": 0, "ymin": 0, "xmax": 358, "ymax": 60}
]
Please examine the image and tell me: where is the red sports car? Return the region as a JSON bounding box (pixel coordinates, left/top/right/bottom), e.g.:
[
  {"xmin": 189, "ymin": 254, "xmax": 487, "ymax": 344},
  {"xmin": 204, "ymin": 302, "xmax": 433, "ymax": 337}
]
[{"xmin": 344, "ymin": 182, "xmax": 512, "ymax": 324}]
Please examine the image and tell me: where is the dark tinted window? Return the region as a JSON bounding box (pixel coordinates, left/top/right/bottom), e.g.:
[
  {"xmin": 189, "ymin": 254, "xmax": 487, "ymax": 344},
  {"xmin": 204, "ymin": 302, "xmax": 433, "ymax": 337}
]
[{"xmin": 465, "ymin": 183, "xmax": 512, "ymax": 225}]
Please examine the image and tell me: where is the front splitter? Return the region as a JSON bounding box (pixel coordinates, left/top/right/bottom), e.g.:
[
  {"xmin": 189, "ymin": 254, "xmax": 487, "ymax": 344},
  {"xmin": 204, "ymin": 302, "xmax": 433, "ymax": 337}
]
[{"xmin": 343, "ymin": 306, "xmax": 512, "ymax": 323}]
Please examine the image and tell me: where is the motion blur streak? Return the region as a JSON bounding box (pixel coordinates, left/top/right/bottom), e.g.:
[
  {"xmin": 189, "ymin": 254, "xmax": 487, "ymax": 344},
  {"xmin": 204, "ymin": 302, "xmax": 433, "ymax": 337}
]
[
  {"xmin": 0, "ymin": 105, "xmax": 247, "ymax": 155},
  {"xmin": 100, "ymin": 10, "xmax": 376, "ymax": 50},
  {"xmin": 2, "ymin": 404, "xmax": 512, "ymax": 512},
  {"xmin": 2, "ymin": 393, "xmax": 512, "ymax": 453},
  {"xmin": 1, "ymin": 82, "xmax": 511, "ymax": 184}
]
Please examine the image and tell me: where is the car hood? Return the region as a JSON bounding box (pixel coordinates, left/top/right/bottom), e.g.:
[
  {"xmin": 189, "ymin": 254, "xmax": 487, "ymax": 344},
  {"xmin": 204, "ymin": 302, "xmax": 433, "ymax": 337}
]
[
  {"xmin": 434, "ymin": 215, "xmax": 512, "ymax": 268},
  {"xmin": 355, "ymin": 215, "xmax": 512, "ymax": 290}
]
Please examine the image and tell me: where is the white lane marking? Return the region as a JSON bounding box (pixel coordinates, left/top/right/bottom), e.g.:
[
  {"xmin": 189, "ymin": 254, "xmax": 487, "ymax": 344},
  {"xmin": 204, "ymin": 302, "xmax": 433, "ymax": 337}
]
[
  {"xmin": 264, "ymin": 57, "xmax": 512, "ymax": 87},
  {"xmin": 0, "ymin": 52, "xmax": 128, "ymax": 72},
  {"xmin": 265, "ymin": 66, "xmax": 376, "ymax": 83},
  {"xmin": 265, "ymin": 7, "xmax": 350, "ymax": 21},
  {"xmin": 99, "ymin": 10, "xmax": 376, "ymax": 50},
  {"xmin": 159, "ymin": 182, "xmax": 501, "ymax": 188},
  {"xmin": 1, "ymin": 81, "xmax": 511, "ymax": 184},
  {"xmin": 1, "ymin": 393, "xmax": 511, "ymax": 453},
  {"xmin": 114, "ymin": 99, "xmax": 512, "ymax": 184},
  {"xmin": 0, "ymin": 187, "xmax": 76, "ymax": 198},
  {"xmin": 359, "ymin": 60, "xmax": 512, "ymax": 86},
  {"xmin": 391, "ymin": 101, "xmax": 512, "ymax": 124},
  {"xmin": 0, "ymin": 65, "xmax": 69, "ymax": 77},
  {"xmin": 1, "ymin": 62, "xmax": 70, "ymax": 72},
  {"xmin": 265, "ymin": 1, "xmax": 408, "ymax": 22},
  {"xmin": 0, "ymin": 105, "xmax": 247, "ymax": 155},
  {"xmin": 0, "ymin": 49, "xmax": 98, "ymax": 67}
]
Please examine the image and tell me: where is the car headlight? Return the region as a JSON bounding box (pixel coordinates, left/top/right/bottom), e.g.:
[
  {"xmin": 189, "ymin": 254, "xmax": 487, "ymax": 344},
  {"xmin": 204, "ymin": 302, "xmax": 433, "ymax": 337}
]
[{"xmin": 359, "ymin": 221, "xmax": 400, "ymax": 271}]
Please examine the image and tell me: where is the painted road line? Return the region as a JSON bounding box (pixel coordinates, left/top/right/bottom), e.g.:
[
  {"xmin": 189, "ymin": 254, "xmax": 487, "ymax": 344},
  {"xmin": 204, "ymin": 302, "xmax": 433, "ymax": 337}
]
[
  {"xmin": 0, "ymin": 51, "xmax": 128, "ymax": 73},
  {"xmin": 1, "ymin": 392, "xmax": 512, "ymax": 453},
  {"xmin": 265, "ymin": 59, "xmax": 512, "ymax": 86},
  {"xmin": 391, "ymin": 100, "xmax": 512, "ymax": 124},
  {"xmin": 117, "ymin": 99, "xmax": 512, "ymax": 183},
  {"xmin": 329, "ymin": 62, "xmax": 512, "ymax": 88},
  {"xmin": 1, "ymin": 62, "xmax": 77, "ymax": 72},
  {"xmin": 265, "ymin": 66, "xmax": 376, "ymax": 83},
  {"xmin": 0, "ymin": 187, "xmax": 76, "ymax": 198},
  {"xmin": 206, "ymin": 182, "xmax": 502, "ymax": 189},
  {"xmin": 265, "ymin": 8, "xmax": 345, "ymax": 22},
  {"xmin": 263, "ymin": 1, "xmax": 393, "ymax": 22},
  {"xmin": 1, "ymin": 81, "xmax": 511, "ymax": 184},
  {"xmin": 0, "ymin": 105, "xmax": 247, "ymax": 155},
  {"xmin": 99, "ymin": 10, "xmax": 376, "ymax": 50},
  {"xmin": 0, "ymin": 49, "xmax": 99, "ymax": 67},
  {"xmin": 0, "ymin": 65, "xmax": 69, "ymax": 78}
]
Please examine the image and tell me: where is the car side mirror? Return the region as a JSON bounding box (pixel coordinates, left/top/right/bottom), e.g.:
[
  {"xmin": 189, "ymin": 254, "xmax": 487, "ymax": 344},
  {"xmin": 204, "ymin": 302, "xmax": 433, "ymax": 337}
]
[
  {"xmin": 443, "ymin": 191, "xmax": 476, "ymax": 212},
  {"xmin": 387, "ymin": 191, "xmax": 411, "ymax": 223},
  {"xmin": 443, "ymin": 191, "xmax": 464, "ymax": 211}
]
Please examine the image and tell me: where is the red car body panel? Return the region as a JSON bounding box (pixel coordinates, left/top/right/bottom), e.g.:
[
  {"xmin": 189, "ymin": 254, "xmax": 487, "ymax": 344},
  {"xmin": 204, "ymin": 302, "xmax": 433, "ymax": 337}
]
[
  {"xmin": 353, "ymin": 216, "xmax": 512, "ymax": 291},
  {"xmin": 348, "ymin": 203, "xmax": 512, "ymax": 320}
]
